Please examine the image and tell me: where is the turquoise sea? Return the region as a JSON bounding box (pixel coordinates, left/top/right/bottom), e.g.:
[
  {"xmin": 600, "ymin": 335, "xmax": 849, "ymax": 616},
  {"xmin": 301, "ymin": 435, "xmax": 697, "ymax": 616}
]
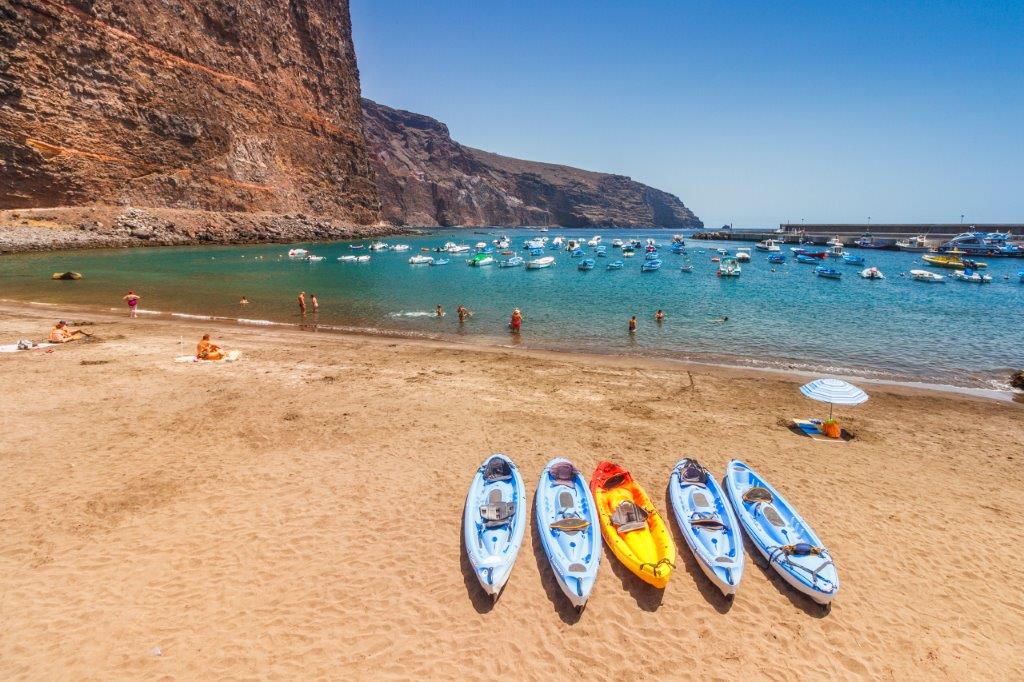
[{"xmin": 3, "ymin": 229, "xmax": 1023, "ymax": 391}]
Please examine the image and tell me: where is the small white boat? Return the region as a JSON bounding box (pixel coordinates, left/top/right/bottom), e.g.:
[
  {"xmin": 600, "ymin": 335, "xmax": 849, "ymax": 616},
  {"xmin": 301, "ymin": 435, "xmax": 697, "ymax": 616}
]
[
  {"xmin": 910, "ymin": 269, "xmax": 944, "ymax": 282},
  {"xmin": 475, "ymin": 241, "xmax": 487, "ymax": 249},
  {"xmin": 287, "ymin": 248, "xmax": 308, "ymax": 258},
  {"xmin": 552, "ymin": 236, "xmax": 565, "ymax": 247},
  {"xmin": 755, "ymin": 239, "xmax": 780, "ymax": 252},
  {"xmin": 526, "ymin": 256, "xmax": 555, "ymax": 269},
  {"xmin": 391, "ymin": 244, "xmax": 410, "ymax": 252},
  {"xmin": 369, "ymin": 241, "xmax": 389, "ymax": 251},
  {"xmin": 716, "ymin": 257, "xmax": 741, "ymax": 277},
  {"xmin": 337, "ymin": 255, "xmax": 357, "ymax": 262},
  {"xmin": 355, "ymin": 255, "xmax": 371, "ymax": 262},
  {"xmin": 447, "ymin": 243, "xmax": 471, "ymax": 254},
  {"xmin": 587, "ymin": 235, "xmax": 602, "ymax": 247},
  {"xmin": 953, "ymin": 269, "xmax": 992, "ymax": 283},
  {"xmin": 735, "ymin": 248, "xmax": 751, "ymax": 262},
  {"xmin": 611, "ymin": 238, "xmax": 623, "ymax": 248},
  {"xmin": 305, "ymin": 255, "xmax": 324, "ymax": 262},
  {"xmin": 524, "ymin": 238, "xmax": 546, "ymax": 250},
  {"xmin": 408, "ymin": 255, "xmax": 434, "ymax": 265},
  {"xmin": 896, "ymin": 235, "xmax": 931, "ymax": 252},
  {"xmin": 672, "ymin": 234, "xmax": 685, "ymax": 243},
  {"xmin": 860, "ymin": 267, "xmax": 885, "ymax": 280},
  {"xmin": 827, "ymin": 235, "xmax": 844, "ymax": 248}
]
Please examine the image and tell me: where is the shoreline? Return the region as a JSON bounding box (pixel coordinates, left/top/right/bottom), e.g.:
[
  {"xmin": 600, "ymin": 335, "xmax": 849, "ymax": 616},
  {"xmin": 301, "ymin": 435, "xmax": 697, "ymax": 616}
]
[{"xmin": 4, "ymin": 298, "xmax": 1019, "ymax": 404}]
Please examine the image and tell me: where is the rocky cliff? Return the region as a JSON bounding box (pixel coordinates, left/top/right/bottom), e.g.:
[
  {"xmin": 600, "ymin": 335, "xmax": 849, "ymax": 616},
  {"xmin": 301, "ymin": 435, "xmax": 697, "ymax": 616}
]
[
  {"xmin": 0, "ymin": 0, "xmax": 380, "ymax": 223},
  {"xmin": 362, "ymin": 99, "xmax": 701, "ymax": 229}
]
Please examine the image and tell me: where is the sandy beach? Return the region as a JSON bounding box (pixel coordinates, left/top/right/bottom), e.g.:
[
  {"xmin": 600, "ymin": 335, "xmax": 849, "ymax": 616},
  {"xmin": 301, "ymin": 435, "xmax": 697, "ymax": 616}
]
[{"xmin": 1, "ymin": 301, "xmax": 1022, "ymax": 680}]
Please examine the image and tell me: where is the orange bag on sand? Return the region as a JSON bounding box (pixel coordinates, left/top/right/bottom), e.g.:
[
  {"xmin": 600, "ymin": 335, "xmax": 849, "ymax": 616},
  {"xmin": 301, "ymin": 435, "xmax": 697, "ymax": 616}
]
[{"xmin": 822, "ymin": 420, "xmax": 842, "ymax": 439}]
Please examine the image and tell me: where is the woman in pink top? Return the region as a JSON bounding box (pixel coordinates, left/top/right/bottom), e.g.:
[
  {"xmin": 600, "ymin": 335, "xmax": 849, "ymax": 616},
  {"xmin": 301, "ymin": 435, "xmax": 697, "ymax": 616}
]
[{"xmin": 123, "ymin": 290, "xmax": 140, "ymax": 318}]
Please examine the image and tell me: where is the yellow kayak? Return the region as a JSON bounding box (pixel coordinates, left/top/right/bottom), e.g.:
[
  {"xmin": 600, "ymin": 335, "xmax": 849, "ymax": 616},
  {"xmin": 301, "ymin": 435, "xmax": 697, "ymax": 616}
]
[
  {"xmin": 922, "ymin": 254, "xmax": 987, "ymax": 269},
  {"xmin": 590, "ymin": 461, "xmax": 676, "ymax": 588}
]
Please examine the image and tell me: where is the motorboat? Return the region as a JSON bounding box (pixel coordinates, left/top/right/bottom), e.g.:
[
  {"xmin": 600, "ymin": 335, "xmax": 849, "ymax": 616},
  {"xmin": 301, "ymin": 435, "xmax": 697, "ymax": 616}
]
[
  {"xmin": 910, "ymin": 269, "xmax": 944, "ymax": 282},
  {"xmin": 611, "ymin": 238, "xmax": 623, "ymax": 248},
  {"xmin": 670, "ymin": 243, "xmax": 687, "ymax": 254},
  {"xmin": 735, "ymin": 248, "xmax": 751, "ymax": 262},
  {"xmin": 595, "ymin": 245, "xmax": 608, "ymax": 256},
  {"xmin": 860, "ymin": 267, "xmax": 885, "ymax": 280},
  {"xmin": 408, "ymin": 254, "xmax": 434, "ymax": 265},
  {"xmin": 287, "ymin": 248, "xmax": 308, "ymax": 258},
  {"xmin": 827, "ymin": 235, "xmax": 845, "ymax": 248},
  {"xmin": 468, "ymin": 253, "xmax": 494, "ymax": 267},
  {"xmin": 622, "ymin": 247, "xmax": 635, "ymax": 257},
  {"xmin": 768, "ymin": 254, "xmax": 786, "ymax": 264},
  {"xmin": 791, "ymin": 247, "xmax": 827, "ymax": 259},
  {"xmin": 475, "ymin": 241, "xmax": 488, "ymax": 250},
  {"xmin": 895, "ymin": 235, "xmax": 931, "ymax": 252},
  {"xmin": 640, "ymin": 259, "xmax": 662, "ymax": 272},
  {"xmin": 672, "ymin": 234, "xmax": 685, "ymax": 244},
  {"xmin": 644, "ymin": 251, "xmax": 660, "ymax": 261},
  {"xmin": 815, "ymin": 265, "xmax": 842, "ymax": 279},
  {"xmin": 953, "ymin": 269, "xmax": 992, "ymax": 283},
  {"xmin": 578, "ymin": 259, "xmax": 596, "ymax": 271},
  {"xmin": 922, "ymin": 253, "xmax": 987, "ymax": 269},
  {"xmin": 430, "ymin": 258, "xmax": 449, "ymax": 266},
  {"xmin": 570, "ymin": 248, "xmax": 584, "ymax": 258},
  {"xmin": 587, "ymin": 235, "xmax": 602, "ymax": 247},
  {"xmin": 552, "ymin": 236, "xmax": 565, "ymax": 247},
  {"xmin": 680, "ymin": 264, "xmax": 693, "ymax": 273},
  {"xmin": 524, "ymin": 238, "xmax": 546, "ymax": 250},
  {"xmin": 938, "ymin": 232, "xmax": 1023, "ymax": 257},
  {"xmin": 717, "ymin": 257, "xmax": 741, "ymax": 277},
  {"xmin": 305, "ymin": 255, "xmax": 324, "ymax": 262},
  {"xmin": 499, "ymin": 255, "xmax": 524, "ymax": 268},
  {"xmin": 337, "ymin": 255, "xmax": 357, "ymax": 262},
  {"xmin": 607, "ymin": 260, "xmax": 624, "ymax": 270},
  {"xmin": 529, "ymin": 248, "xmax": 544, "ymax": 256},
  {"xmin": 796, "ymin": 254, "xmax": 820, "ymax": 264},
  {"xmin": 494, "ymin": 236, "xmax": 511, "ymax": 249},
  {"xmin": 526, "ymin": 256, "xmax": 555, "ymax": 269},
  {"xmin": 369, "ymin": 241, "xmax": 389, "ymax": 251},
  {"xmin": 854, "ymin": 235, "xmax": 896, "ymax": 249},
  {"xmin": 828, "ymin": 244, "xmax": 845, "ymax": 259},
  {"xmin": 646, "ymin": 238, "xmax": 657, "ymax": 248},
  {"xmin": 716, "ymin": 248, "xmax": 729, "ymax": 255},
  {"xmin": 391, "ymin": 244, "xmax": 410, "ymax": 252},
  {"xmin": 755, "ymin": 239, "xmax": 781, "ymax": 252},
  {"xmin": 349, "ymin": 243, "xmax": 365, "ymax": 250},
  {"xmin": 355, "ymin": 255, "xmax": 371, "ymax": 262},
  {"xmin": 842, "ymin": 253, "xmax": 865, "ymax": 265},
  {"xmin": 630, "ymin": 239, "xmax": 643, "ymax": 249},
  {"xmin": 447, "ymin": 243, "xmax": 471, "ymax": 254}
]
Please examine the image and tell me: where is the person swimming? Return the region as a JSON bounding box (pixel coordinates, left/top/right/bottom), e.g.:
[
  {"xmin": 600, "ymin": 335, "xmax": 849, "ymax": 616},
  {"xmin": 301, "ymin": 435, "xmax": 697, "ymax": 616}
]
[
  {"xmin": 196, "ymin": 334, "xmax": 224, "ymax": 361},
  {"xmin": 712, "ymin": 316, "xmax": 729, "ymax": 323}
]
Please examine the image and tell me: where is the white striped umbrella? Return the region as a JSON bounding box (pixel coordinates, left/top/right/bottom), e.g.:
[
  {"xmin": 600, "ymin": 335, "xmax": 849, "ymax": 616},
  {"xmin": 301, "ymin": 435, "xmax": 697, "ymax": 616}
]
[{"xmin": 799, "ymin": 378, "xmax": 868, "ymax": 419}]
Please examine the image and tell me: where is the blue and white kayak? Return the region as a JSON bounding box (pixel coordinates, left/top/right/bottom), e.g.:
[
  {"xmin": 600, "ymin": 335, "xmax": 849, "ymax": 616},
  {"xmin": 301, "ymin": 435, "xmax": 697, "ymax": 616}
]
[
  {"xmin": 668, "ymin": 459, "xmax": 745, "ymax": 596},
  {"xmin": 463, "ymin": 454, "xmax": 527, "ymax": 600},
  {"xmin": 535, "ymin": 458, "xmax": 601, "ymax": 609},
  {"xmin": 725, "ymin": 460, "xmax": 839, "ymax": 605}
]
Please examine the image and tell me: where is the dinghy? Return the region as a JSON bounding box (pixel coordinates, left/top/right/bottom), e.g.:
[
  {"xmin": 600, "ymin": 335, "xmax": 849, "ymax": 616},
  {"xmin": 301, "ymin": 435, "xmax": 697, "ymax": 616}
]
[
  {"xmin": 591, "ymin": 461, "xmax": 675, "ymax": 589},
  {"xmin": 725, "ymin": 460, "xmax": 839, "ymax": 605},
  {"xmin": 640, "ymin": 259, "xmax": 662, "ymax": 272},
  {"xmin": 606, "ymin": 260, "xmax": 624, "ymax": 270},
  {"xmin": 910, "ymin": 269, "xmax": 944, "ymax": 282},
  {"xmin": 535, "ymin": 459, "xmax": 601, "ymax": 609},
  {"xmin": 953, "ymin": 269, "xmax": 992, "ymax": 283},
  {"xmin": 796, "ymin": 254, "xmax": 819, "ymax": 264},
  {"xmin": 577, "ymin": 258, "xmax": 596, "ymax": 271},
  {"xmin": 430, "ymin": 258, "xmax": 449, "ymax": 266},
  {"xmin": 669, "ymin": 459, "xmax": 745, "ymax": 596},
  {"xmin": 860, "ymin": 267, "xmax": 884, "ymax": 279},
  {"xmin": 390, "ymin": 244, "xmax": 410, "ymax": 252},
  {"xmin": 815, "ymin": 265, "xmax": 842, "ymax": 279},
  {"xmin": 842, "ymin": 253, "xmax": 864, "ymax": 265},
  {"xmin": 468, "ymin": 254, "xmax": 495, "ymax": 267},
  {"xmin": 463, "ymin": 455, "xmax": 527, "ymax": 600},
  {"xmin": 526, "ymin": 256, "xmax": 555, "ymax": 269},
  {"xmin": 498, "ymin": 255, "xmax": 524, "ymax": 268},
  {"xmin": 768, "ymin": 254, "xmax": 786, "ymax": 264},
  {"xmin": 408, "ymin": 255, "xmax": 433, "ymax": 265}
]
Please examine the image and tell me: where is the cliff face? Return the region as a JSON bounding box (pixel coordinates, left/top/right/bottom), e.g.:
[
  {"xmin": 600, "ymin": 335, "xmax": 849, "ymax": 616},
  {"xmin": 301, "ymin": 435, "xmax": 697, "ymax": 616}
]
[
  {"xmin": 0, "ymin": 0, "xmax": 380, "ymax": 223},
  {"xmin": 362, "ymin": 99, "xmax": 701, "ymax": 229}
]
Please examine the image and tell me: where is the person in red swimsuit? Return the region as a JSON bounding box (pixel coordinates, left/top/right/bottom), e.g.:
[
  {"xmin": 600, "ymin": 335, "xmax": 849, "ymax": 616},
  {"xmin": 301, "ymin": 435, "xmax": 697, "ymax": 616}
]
[{"xmin": 510, "ymin": 308, "xmax": 523, "ymax": 333}]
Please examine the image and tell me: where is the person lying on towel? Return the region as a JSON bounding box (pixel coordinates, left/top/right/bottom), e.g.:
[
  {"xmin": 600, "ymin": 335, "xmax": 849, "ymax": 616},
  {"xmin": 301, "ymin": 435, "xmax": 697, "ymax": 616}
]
[
  {"xmin": 196, "ymin": 334, "xmax": 225, "ymax": 361},
  {"xmin": 48, "ymin": 320, "xmax": 87, "ymax": 343}
]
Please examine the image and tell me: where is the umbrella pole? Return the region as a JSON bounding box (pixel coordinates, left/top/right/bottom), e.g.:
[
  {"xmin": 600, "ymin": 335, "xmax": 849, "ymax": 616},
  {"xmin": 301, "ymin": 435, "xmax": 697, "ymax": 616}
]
[{"xmin": 829, "ymin": 402, "xmax": 834, "ymax": 420}]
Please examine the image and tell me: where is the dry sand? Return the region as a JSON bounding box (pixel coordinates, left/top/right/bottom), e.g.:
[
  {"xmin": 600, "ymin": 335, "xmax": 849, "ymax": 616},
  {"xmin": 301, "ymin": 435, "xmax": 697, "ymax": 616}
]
[{"xmin": 1, "ymin": 302, "xmax": 1022, "ymax": 680}]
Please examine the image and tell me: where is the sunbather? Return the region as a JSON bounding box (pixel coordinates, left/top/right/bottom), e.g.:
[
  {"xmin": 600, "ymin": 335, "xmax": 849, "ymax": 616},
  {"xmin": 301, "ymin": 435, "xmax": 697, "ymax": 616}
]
[
  {"xmin": 196, "ymin": 334, "xmax": 225, "ymax": 361},
  {"xmin": 48, "ymin": 320, "xmax": 86, "ymax": 343}
]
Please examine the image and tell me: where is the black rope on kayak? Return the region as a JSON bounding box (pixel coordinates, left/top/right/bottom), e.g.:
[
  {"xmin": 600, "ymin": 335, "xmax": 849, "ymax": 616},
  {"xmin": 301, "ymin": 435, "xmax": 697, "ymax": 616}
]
[
  {"xmin": 767, "ymin": 545, "xmax": 837, "ymax": 592},
  {"xmin": 639, "ymin": 558, "xmax": 675, "ymax": 576}
]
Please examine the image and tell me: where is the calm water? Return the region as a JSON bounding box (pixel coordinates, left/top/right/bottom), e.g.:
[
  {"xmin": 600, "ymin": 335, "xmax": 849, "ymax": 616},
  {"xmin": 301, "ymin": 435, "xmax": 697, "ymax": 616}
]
[{"xmin": 3, "ymin": 229, "xmax": 1023, "ymax": 389}]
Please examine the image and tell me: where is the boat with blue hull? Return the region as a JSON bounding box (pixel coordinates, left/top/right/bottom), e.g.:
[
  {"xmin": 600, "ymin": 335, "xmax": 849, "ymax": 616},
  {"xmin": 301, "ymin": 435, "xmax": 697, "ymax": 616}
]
[
  {"xmin": 498, "ymin": 256, "xmax": 524, "ymax": 268},
  {"xmin": 578, "ymin": 259, "xmax": 596, "ymax": 271},
  {"xmin": 463, "ymin": 454, "xmax": 527, "ymax": 601},
  {"xmin": 842, "ymin": 253, "xmax": 864, "ymax": 265},
  {"xmin": 725, "ymin": 460, "xmax": 839, "ymax": 605},
  {"xmin": 938, "ymin": 232, "xmax": 1023, "ymax": 258},
  {"xmin": 641, "ymin": 259, "xmax": 662, "ymax": 272},
  {"xmin": 796, "ymin": 254, "xmax": 819, "ymax": 264},
  {"xmin": 535, "ymin": 458, "xmax": 602, "ymax": 609},
  {"xmin": 606, "ymin": 260, "xmax": 624, "ymax": 270},
  {"xmin": 669, "ymin": 459, "xmax": 745, "ymax": 596},
  {"xmin": 768, "ymin": 254, "xmax": 786, "ymax": 264},
  {"xmin": 815, "ymin": 265, "xmax": 842, "ymax": 279}
]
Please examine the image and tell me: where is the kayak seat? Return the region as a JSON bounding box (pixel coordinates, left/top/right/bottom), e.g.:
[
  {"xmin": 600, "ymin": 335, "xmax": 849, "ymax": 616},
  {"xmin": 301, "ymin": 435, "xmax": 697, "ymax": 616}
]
[
  {"xmin": 483, "ymin": 456, "xmax": 513, "ymax": 482},
  {"xmin": 762, "ymin": 505, "xmax": 785, "ymax": 528},
  {"xmin": 480, "ymin": 488, "xmax": 515, "ymax": 528},
  {"xmin": 611, "ymin": 500, "xmax": 649, "ymax": 533},
  {"xmin": 743, "ymin": 486, "xmax": 773, "ymax": 504},
  {"xmin": 692, "ymin": 492, "xmax": 710, "ymax": 508},
  {"xmin": 568, "ymin": 562, "xmax": 586, "ymax": 573},
  {"xmin": 679, "ymin": 459, "xmax": 708, "ymax": 485},
  {"xmin": 603, "ymin": 473, "xmax": 627, "ymax": 489},
  {"xmin": 549, "ymin": 462, "xmax": 577, "ymax": 487},
  {"xmin": 550, "ymin": 517, "xmax": 590, "ymax": 533},
  {"xmin": 690, "ymin": 514, "xmax": 726, "ymax": 530},
  {"xmin": 557, "ymin": 490, "xmax": 575, "ymax": 512}
]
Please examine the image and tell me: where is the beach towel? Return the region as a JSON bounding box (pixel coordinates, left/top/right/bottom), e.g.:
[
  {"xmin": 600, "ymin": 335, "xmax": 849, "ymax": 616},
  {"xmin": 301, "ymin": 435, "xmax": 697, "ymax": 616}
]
[
  {"xmin": 791, "ymin": 418, "xmax": 846, "ymax": 443},
  {"xmin": 174, "ymin": 350, "xmax": 242, "ymax": 363}
]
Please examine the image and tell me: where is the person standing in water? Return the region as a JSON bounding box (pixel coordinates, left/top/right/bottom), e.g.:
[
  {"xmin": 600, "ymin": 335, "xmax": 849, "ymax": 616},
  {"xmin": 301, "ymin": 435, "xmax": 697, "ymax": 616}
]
[
  {"xmin": 457, "ymin": 305, "xmax": 470, "ymax": 323},
  {"xmin": 655, "ymin": 309, "xmax": 665, "ymax": 323},
  {"xmin": 510, "ymin": 308, "xmax": 523, "ymax": 333},
  {"xmin": 629, "ymin": 315, "xmax": 638, "ymax": 333},
  {"xmin": 436, "ymin": 304, "xmax": 444, "ymax": 318},
  {"xmin": 311, "ymin": 294, "xmax": 319, "ymax": 313},
  {"xmin": 123, "ymin": 290, "xmax": 140, "ymax": 318},
  {"xmin": 239, "ymin": 296, "xmax": 249, "ymax": 305},
  {"xmin": 297, "ymin": 291, "xmax": 306, "ymax": 315}
]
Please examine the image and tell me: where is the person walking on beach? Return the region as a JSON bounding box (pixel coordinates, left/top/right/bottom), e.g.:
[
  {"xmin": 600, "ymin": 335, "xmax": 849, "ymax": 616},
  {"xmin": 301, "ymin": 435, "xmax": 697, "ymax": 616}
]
[
  {"xmin": 510, "ymin": 308, "xmax": 523, "ymax": 333},
  {"xmin": 298, "ymin": 291, "xmax": 306, "ymax": 315},
  {"xmin": 123, "ymin": 290, "xmax": 140, "ymax": 318},
  {"xmin": 311, "ymin": 294, "xmax": 319, "ymax": 313},
  {"xmin": 629, "ymin": 315, "xmax": 638, "ymax": 333}
]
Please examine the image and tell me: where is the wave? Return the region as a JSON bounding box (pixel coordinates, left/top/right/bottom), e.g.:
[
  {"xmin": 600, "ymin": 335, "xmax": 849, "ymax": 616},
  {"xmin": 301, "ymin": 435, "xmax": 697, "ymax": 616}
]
[{"xmin": 388, "ymin": 311, "xmax": 439, "ymax": 318}]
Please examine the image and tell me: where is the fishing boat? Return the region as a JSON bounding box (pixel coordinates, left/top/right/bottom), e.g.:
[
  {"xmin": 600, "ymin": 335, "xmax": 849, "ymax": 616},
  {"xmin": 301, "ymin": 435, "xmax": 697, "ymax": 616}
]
[
  {"xmin": 909, "ymin": 269, "xmax": 944, "ymax": 282},
  {"xmin": 922, "ymin": 253, "xmax": 987, "ymax": 269},
  {"xmin": 534, "ymin": 459, "xmax": 601, "ymax": 609},
  {"xmin": 791, "ymin": 247, "xmax": 827, "ymax": 259},
  {"xmin": 735, "ymin": 248, "xmax": 751, "ymax": 262},
  {"xmin": 498, "ymin": 255, "xmax": 524, "ymax": 268},
  {"xmin": 670, "ymin": 243, "xmax": 687, "ymax": 254},
  {"xmin": 796, "ymin": 254, "xmax": 819, "ymax": 264},
  {"xmin": 828, "ymin": 244, "xmax": 844, "ymax": 259},
  {"xmin": 725, "ymin": 460, "xmax": 839, "ymax": 605},
  {"xmin": 464, "ymin": 455, "xmax": 527, "ymax": 600},
  {"xmin": 895, "ymin": 235, "xmax": 931, "ymax": 252},
  {"xmin": 526, "ymin": 256, "xmax": 555, "ymax": 269},
  {"xmin": 468, "ymin": 254, "xmax": 494, "ymax": 267},
  {"xmin": 570, "ymin": 248, "xmax": 584, "ymax": 258},
  {"xmin": 668, "ymin": 459, "xmax": 744, "ymax": 596},
  {"xmin": 716, "ymin": 256, "xmax": 741, "ymax": 277},
  {"xmin": 640, "ymin": 259, "xmax": 662, "ymax": 272},
  {"xmin": 768, "ymin": 254, "xmax": 786, "ymax": 264},
  {"xmin": 391, "ymin": 244, "xmax": 410, "ymax": 252},
  {"xmin": 369, "ymin": 241, "xmax": 389, "ymax": 251},
  {"xmin": 577, "ymin": 258, "xmax": 596, "ymax": 271},
  {"xmin": 815, "ymin": 265, "xmax": 842, "ymax": 279},
  {"xmin": 565, "ymin": 239, "xmax": 583, "ymax": 252},
  {"xmin": 860, "ymin": 267, "xmax": 884, "ymax": 280},
  {"xmin": 755, "ymin": 239, "xmax": 781, "ymax": 252},
  {"xmin": 854, "ymin": 234, "xmax": 896, "ymax": 249},
  {"xmin": 475, "ymin": 241, "xmax": 488, "ymax": 250},
  {"xmin": 672, "ymin": 234, "xmax": 685, "ymax": 244},
  {"xmin": 408, "ymin": 254, "xmax": 434, "ymax": 265},
  {"xmin": 494, "ymin": 236, "xmax": 511, "ymax": 249},
  {"xmin": 587, "ymin": 235, "xmax": 602, "ymax": 247},
  {"xmin": 646, "ymin": 238, "xmax": 657, "ymax": 248},
  {"xmin": 827, "ymin": 235, "xmax": 845, "ymax": 248},
  {"xmin": 287, "ymin": 248, "xmax": 308, "ymax": 258},
  {"xmin": 448, "ymin": 243, "xmax": 471, "ymax": 254},
  {"xmin": 606, "ymin": 260, "xmax": 624, "ymax": 270},
  {"xmin": 842, "ymin": 253, "xmax": 864, "ymax": 265},
  {"xmin": 523, "ymin": 238, "xmax": 546, "ymax": 250},
  {"xmin": 430, "ymin": 258, "xmax": 449, "ymax": 266},
  {"xmin": 953, "ymin": 269, "xmax": 992, "ymax": 283}
]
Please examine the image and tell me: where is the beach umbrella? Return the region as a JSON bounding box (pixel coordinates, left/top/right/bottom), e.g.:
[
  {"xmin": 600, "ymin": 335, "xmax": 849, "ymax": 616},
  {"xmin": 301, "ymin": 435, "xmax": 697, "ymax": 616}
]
[{"xmin": 799, "ymin": 378, "xmax": 868, "ymax": 419}]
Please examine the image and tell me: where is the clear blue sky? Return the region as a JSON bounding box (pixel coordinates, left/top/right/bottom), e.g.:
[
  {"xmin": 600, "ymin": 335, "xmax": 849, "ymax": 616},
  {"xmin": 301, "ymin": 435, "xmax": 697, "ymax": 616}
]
[{"xmin": 352, "ymin": 1, "xmax": 1023, "ymax": 228}]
